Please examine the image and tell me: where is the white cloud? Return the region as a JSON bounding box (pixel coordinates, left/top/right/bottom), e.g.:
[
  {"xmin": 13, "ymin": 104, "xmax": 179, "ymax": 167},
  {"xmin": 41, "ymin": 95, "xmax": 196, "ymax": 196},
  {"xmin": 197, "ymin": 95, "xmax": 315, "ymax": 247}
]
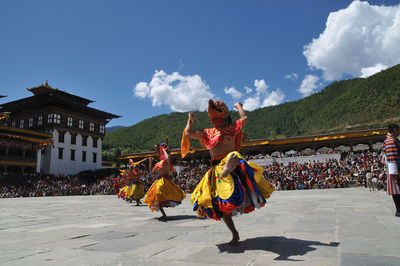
[
  {"xmin": 245, "ymin": 86, "xmax": 253, "ymax": 94},
  {"xmin": 133, "ymin": 70, "xmax": 214, "ymax": 112},
  {"xmin": 242, "ymin": 79, "xmax": 285, "ymax": 110},
  {"xmin": 303, "ymin": 0, "xmax": 400, "ymax": 80},
  {"xmin": 298, "ymin": 75, "xmax": 319, "ymax": 97},
  {"xmin": 284, "ymin": 73, "xmax": 298, "ymax": 80},
  {"xmin": 224, "ymin": 86, "xmax": 243, "ymax": 99},
  {"xmin": 254, "ymin": 79, "xmax": 268, "ymax": 94},
  {"xmin": 360, "ymin": 63, "xmax": 388, "ymax": 77},
  {"xmin": 243, "ymin": 96, "xmax": 260, "ymax": 111},
  {"xmin": 262, "ymin": 89, "xmax": 285, "ymax": 107},
  {"xmin": 133, "ymin": 82, "xmax": 150, "ymax": 99}
]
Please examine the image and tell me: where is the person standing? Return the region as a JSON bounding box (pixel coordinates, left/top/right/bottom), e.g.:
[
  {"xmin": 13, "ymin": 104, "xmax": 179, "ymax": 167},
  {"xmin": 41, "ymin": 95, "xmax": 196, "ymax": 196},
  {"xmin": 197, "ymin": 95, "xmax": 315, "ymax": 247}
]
[{"xmin": 382, "ymin": 123, "xmax": 400, "ymax": 217}]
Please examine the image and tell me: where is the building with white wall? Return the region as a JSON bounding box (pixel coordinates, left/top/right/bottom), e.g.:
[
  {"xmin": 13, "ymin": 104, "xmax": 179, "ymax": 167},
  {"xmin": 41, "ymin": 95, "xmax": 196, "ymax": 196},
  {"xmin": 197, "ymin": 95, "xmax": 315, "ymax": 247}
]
[{"xmin": 1, "ymin": 82, "xmax": 120, "ymax": 175}]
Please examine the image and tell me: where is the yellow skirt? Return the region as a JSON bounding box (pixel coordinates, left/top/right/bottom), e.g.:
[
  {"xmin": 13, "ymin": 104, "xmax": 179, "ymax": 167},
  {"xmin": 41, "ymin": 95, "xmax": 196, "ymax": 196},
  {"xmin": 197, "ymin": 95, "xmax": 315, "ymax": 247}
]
[
  {"xmin": 191, "ymin": 151, "xmax": 274, "ymax": 220},
  {"xmin": 118, "ymin": 185, "xmax": 129, "ymax": 198},
  {"xmin": 125, "ymin": 183, "xmax": 145, "ymax": 201},
  {"xmin": 144, "ymin": 177, "xmax": 186, "ymax": 212}
]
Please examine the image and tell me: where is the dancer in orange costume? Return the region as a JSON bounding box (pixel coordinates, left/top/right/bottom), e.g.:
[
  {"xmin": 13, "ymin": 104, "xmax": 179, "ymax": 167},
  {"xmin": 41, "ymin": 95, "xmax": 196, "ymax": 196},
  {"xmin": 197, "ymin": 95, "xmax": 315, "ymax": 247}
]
[
  {"xmin": 144, "ymin": 142, "xmax": 186, "ymax": 221},
  {"xmin": 125, "ymin": 164, "xmax": 145, "ymax": 205},
  {"xmin": 182, "ymin": 99, "xmax": 274, "ymax": 245}
]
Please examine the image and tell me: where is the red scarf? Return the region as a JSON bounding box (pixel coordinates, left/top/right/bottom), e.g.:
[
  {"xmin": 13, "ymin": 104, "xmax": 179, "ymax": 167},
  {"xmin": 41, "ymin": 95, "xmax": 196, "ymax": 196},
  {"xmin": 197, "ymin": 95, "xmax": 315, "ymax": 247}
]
[{"xmin": 201, "ymin": 119, "xmax": 242, "ymax": 151}]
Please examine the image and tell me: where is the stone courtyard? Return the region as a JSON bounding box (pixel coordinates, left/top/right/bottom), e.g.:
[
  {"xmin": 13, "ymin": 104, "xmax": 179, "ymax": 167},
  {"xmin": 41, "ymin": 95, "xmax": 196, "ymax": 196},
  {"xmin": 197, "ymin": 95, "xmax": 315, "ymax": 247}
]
[{"xmin": 0, "ymin": 188, "xmax": 399, "ymax": 265}]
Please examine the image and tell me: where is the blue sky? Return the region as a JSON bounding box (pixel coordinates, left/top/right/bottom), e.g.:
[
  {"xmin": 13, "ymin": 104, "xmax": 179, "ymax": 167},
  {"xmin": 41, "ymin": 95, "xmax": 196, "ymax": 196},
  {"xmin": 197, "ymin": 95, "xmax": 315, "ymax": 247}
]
[{"xmin": 1, "ymin": 0, "xmax": 399, "ymax": 127}]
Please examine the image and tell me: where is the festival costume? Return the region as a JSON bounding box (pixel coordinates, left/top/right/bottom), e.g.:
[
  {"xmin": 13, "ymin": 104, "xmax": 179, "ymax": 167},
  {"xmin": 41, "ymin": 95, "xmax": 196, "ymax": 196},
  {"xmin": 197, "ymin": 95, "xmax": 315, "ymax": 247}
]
[
  {"xmin": 126, "ymin": 183, "xmax": 145, "ymax": 201},
  {"xmin": 382, "ymin": 133, "xmax": 400, "ymax": 195},
  {"xmin": 144, "ymin": 145, "xmax": 186, "ymax": 212},
  {"xmin": 182, "ymin": 100, "xmax": 274, "ymax": 221},
  {"xmin": 118, "ymin": 185, "xmax": 129, "ymax": 198},
  {"xmin": 118, "ymin": 166, "xmax": 145, "ymax": 202}
]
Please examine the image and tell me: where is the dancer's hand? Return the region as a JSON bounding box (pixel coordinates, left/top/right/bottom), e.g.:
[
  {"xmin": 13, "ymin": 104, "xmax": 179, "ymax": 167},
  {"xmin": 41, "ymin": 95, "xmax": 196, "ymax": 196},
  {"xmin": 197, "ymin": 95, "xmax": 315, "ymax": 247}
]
[
  {"xmin": 234, "ymin": 102, "xmax": 243, "ymax": 110},
  {"xmin": 221, "ymin": 153, "xmax": 239, "ymax": 178},
  {"xmin": 189, "ymin": 112, "xmax": 195, "ymax": 122}
]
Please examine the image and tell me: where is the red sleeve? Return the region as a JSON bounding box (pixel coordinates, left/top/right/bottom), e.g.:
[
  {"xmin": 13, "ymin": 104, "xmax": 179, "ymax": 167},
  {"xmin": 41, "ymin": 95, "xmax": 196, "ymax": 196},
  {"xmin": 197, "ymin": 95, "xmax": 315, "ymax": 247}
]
[{"xmin": 235, "ymin": 119, "xmax": 242, "ymax": 133}]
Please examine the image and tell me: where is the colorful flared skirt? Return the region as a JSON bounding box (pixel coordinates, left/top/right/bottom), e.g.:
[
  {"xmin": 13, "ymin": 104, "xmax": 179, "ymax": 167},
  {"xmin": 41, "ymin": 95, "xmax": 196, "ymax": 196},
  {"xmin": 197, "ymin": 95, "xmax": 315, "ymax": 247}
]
[
  {"xmin": 191, "ymin": 151, "xmax": 274, "ymax": 221},
  {"xmin": 125, "ymin": 183, "xmax": 145, "ymax": 201},
  {"xmin": 118, "ymin": 185, "xmax": 129, "ymax": 198},
  {"xmin": 144, "ymin": 176, "xmax": 186, "ymax": 212}
]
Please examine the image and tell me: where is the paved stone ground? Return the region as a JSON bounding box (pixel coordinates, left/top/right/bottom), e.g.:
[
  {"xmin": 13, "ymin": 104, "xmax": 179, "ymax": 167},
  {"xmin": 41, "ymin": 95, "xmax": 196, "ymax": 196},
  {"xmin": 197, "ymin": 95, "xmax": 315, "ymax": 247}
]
[{"xmin": 1, "ymin": 188, "xmax": 399, "ymax": 266}]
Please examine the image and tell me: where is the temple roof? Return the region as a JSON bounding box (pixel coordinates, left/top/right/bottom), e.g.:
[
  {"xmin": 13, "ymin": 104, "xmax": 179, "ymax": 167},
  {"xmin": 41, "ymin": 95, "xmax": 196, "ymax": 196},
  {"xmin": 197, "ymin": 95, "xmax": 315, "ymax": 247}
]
[
  {"xmin": 1, "ymin": 82, "xmax": 120, "ymax": 120},
  {"xmin": 26, "ymin": 81, "xmax": 94, "ymax": 105}
]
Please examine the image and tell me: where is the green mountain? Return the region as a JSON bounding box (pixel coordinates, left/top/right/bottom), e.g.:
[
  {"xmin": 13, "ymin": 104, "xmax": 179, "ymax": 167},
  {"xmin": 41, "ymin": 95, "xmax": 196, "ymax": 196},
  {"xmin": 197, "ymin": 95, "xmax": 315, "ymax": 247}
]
[{"xmin": 103, "ymin": 64, "xmax": 400, "ymax": 154}]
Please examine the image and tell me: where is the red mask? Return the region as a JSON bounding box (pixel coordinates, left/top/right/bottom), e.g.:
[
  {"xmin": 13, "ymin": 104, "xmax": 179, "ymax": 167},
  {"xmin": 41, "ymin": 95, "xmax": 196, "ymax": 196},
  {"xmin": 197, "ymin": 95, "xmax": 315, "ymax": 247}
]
[{"xmin": 208, "ymin": 99, "xmax": 231, "ymax": 127}]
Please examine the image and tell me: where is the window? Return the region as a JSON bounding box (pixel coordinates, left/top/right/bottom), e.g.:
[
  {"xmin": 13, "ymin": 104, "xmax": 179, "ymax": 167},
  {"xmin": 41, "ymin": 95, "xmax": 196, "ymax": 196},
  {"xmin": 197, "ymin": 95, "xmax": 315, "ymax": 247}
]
[
  {"xmin": 79, "ymin": 120, "xmax": 84, "ymax": 129},
  {"xmin": 47, "ymin": 113, "xmax": 53, "ymax": 123},
  {"xmin": 71, "ymin": 134, "xmax": 76, "ymax": 145},
  {"xmin": 93, "ymin": 152, "xmax": 97, "ymax": 163},
  {"xmin": 38, "ymin": 115, "xmax": 42, "ymax": 126},
  {"xmin": 28, "ymin": 117, "xmax": 33, "ymax": 127},
  {"xmin": 67, "ymin": 117, "xmax": 73, "ymax": 127},
  {"xmin": 58, "ymin": 148, "xmax": 64, "ymax": 159},
  {"xmin": 82, "ymin": 136, "xmax": 87, "ymax": 146},
  {"xmin": 82, "ymin": 151, "xmax": 86, "ymax": 162},
  {"xmin": 70, "ymin": 149, "xmax": 75, "ymax": 161},
  {"xmin": 89, "ymin": 122, "xmax": 94, "ymax": 132},
  {"xmin": 58, "ymin": 132, "xmax": 65, "ymax": 143},
  {"xmin": 11, "ymin": 121, "xmax": 16, "ymax": 127},
  {"xmin": 100, "ymin": 124, "xmax": 105, "ymax": 134},
  {"xmin": 3, "ymin": 122, "xmax": 7, "ymax": 127},
  {"xmin": 54, "ymin": 114, "xmax": 60, "ymax": 124},
  {"xmin": 92, "ymin": 138, "xmax": 98, "ymax": 148},
  {"xmin": 19, "ymin": 120, "xmax": 24, "ymax": 129}
]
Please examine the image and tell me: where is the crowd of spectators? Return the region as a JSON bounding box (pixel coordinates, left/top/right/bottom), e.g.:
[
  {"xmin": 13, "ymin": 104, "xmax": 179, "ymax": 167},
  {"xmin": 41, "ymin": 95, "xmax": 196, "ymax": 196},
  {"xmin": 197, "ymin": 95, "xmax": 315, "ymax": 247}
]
[
  {"xmin": 0, "ymin": 151, "xmax": 387, "ymax": 198},
  {"xmin": 262, "ymin": 151, "xmax": 386, "ymax": 190},
  {"xmin": 0, "ymin": 174, "xmax": 117, "ymax": 198}
]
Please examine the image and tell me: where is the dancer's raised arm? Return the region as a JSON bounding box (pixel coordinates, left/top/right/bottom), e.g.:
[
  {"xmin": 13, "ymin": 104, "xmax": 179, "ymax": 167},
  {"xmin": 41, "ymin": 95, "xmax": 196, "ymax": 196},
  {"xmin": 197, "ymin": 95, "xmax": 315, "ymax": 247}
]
[
  {"xmin": 184, "ymin": 112, "xmax": 202, "ymax": 139},
  {"xmin": 234, "ymin": 102, "xmax": 248, "ymax": 126}
]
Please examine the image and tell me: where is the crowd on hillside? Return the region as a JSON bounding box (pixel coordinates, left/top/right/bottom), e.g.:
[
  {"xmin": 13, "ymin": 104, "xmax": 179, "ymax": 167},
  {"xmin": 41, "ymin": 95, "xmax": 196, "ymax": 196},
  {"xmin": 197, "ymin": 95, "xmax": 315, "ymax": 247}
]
[{"xmin": 0, "ymin": 151, "xmax": 387, "ymax": 198}]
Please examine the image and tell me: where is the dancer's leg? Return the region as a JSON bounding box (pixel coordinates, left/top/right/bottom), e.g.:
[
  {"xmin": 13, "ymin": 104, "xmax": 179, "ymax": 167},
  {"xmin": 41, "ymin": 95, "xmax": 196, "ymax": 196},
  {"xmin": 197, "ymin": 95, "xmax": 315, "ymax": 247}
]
[
  {"xmin": 222, "ymin": 212, "xmax": 240, "ymax": 245},
  {"xmin": 158, "ymin": 203, "xmax": 167, "ymax": 220},
  {"xmin": 393, "ymin": 195, "xmax": 400, "ymax": 216}
]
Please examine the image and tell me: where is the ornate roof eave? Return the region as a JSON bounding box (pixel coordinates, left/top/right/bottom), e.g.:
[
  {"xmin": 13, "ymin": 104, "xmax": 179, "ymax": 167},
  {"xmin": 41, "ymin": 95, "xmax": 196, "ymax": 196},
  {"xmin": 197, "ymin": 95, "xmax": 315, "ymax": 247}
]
[
  {"xmin": 117, "ymin": 128, "xmax": 388, "ymax": 161},
  {"xmin": 0, "ymin": 125, "xmax": 53, "ymax": 140}
]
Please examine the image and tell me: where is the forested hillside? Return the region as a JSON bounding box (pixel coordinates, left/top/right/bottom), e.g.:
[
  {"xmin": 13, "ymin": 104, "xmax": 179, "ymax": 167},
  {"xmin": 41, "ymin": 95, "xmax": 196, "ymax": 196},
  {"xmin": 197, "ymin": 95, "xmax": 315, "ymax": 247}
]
[{"xmin": 103, "ymin": 64, "xmax": 400, "ymax": 154}]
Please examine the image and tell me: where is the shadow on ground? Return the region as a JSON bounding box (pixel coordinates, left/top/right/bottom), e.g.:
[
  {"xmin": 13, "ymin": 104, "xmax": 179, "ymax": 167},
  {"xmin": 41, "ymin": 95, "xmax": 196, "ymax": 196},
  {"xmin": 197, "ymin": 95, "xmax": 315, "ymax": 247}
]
[
  {"xmin": 217, "ymin": 236, "xmax": 339, "ymax": 261},
  {"xmin": 152, "ymin": 215, "xmax": 204, "ymax": 222}
]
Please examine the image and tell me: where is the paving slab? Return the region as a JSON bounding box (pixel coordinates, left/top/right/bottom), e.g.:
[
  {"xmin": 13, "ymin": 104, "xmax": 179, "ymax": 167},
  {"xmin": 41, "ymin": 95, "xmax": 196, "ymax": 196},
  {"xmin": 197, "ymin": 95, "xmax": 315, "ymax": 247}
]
[{"xmin": 0, "ymin": 188, "xmax": 399, "ymax": 265}]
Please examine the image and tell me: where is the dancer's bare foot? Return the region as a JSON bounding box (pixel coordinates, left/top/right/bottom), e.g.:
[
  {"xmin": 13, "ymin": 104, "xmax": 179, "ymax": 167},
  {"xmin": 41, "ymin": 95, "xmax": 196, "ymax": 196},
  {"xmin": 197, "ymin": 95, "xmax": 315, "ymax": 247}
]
[
  {"xmin": 157, "ymin": 215, "xmax": 168, "ymax": 221},
  {"xmin": 228, "ymin": 231, "xmax": 240, "ymax": 245}
]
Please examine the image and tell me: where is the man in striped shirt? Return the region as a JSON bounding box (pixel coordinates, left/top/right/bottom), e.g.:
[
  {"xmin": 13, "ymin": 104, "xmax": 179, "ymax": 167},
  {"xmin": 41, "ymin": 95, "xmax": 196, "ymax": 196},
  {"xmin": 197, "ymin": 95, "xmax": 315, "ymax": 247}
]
[{"xmin": 382, "ymin": 123, "xmax": 400, "ymax": 217}]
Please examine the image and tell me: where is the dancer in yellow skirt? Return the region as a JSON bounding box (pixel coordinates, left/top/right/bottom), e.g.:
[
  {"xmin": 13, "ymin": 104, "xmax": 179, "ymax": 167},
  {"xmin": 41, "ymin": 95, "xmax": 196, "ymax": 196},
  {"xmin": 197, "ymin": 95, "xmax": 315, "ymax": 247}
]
[
  {"xmin": 144, "ymin": 142, "xmax": 186, "ymax": 221},
  {"xmin": 182, "ymin": 99, "xmax": 274, "ymax": 245},
  {"xmin": 125, "ymin": 164, "xmax": 145, "ymax": 205},
  {"xmin": 118, "ymin": 163, "xmax": 145, "ymax": 205},
  {"xmin": 118, "ymin": 170, "xmax": 130, "ymax": 199}
]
